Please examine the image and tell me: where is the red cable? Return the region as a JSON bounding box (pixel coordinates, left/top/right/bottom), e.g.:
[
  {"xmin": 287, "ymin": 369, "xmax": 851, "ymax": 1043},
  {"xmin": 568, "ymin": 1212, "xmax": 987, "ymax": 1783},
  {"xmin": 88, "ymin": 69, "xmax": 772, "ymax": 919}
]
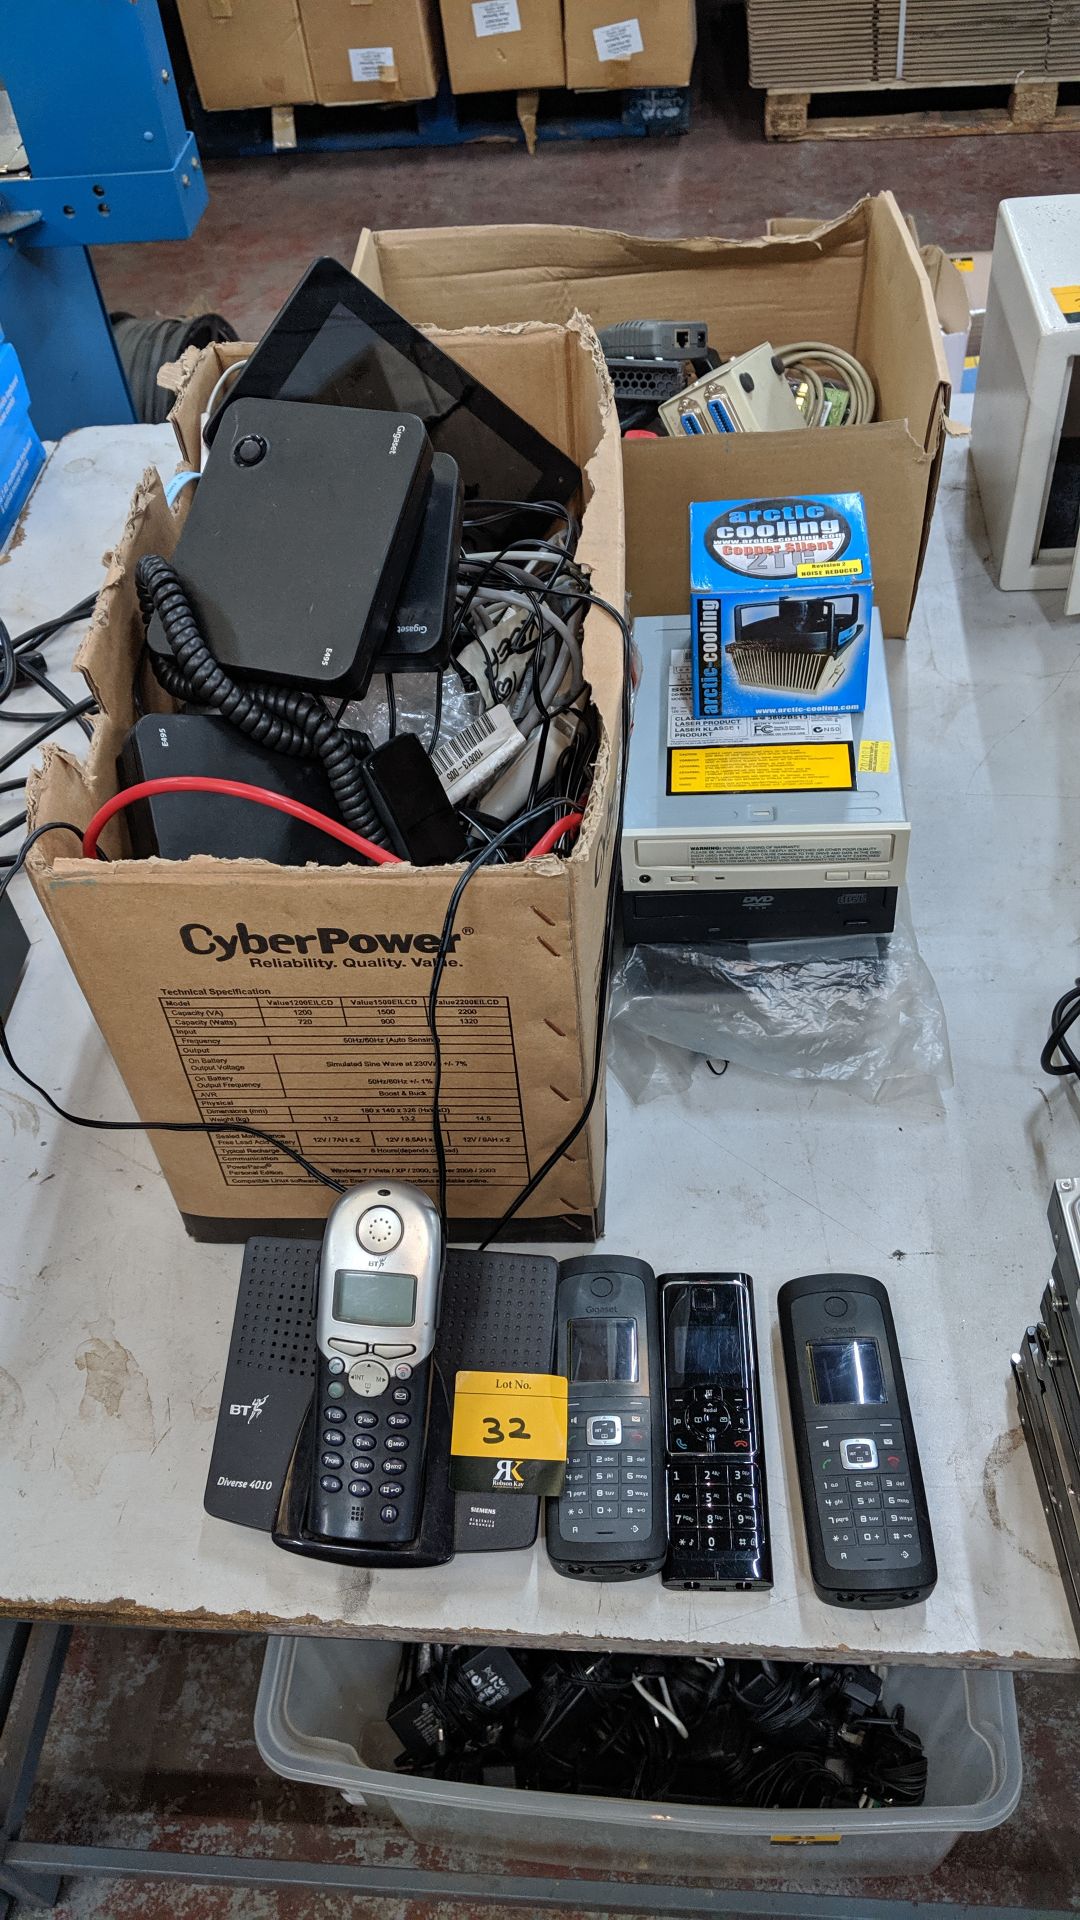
[
  {"xmin": 82, "ymin": 780, "xmax": 585, "ymax": 865},
  {"xmin": 81, "ymin": 778, "xmax": 402, "ymax": 865},
  {"xmin": 526, "ymin": 811, "xmax": 584, "ymax": 859}
]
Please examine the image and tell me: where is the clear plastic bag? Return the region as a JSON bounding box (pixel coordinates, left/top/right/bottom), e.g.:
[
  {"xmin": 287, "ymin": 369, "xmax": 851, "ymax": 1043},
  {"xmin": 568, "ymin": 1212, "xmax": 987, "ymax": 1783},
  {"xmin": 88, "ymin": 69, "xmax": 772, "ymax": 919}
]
[
  {"xmin": 609, "ymin": 902, "xmax": 951, "ymax": 1105},
  {"xmin": 335, "ymin": 671, "xmax": 484, "ymax": 750}
]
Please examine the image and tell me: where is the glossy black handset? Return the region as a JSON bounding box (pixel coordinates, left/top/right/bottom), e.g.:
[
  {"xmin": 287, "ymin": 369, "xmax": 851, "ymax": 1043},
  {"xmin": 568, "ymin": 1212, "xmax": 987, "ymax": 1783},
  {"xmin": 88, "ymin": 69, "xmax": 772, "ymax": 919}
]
[
  {"xmin": 545, "ymin": 1256, "xmax": 667, "ymax": 1581},
  {"xmin": 308, "ymin": 1179, "xmax": 442, "ymax": 1549},
  {"xmin": 778, "ymin": 1272, "xmax": 937, "ymax": 1608},
  {"xmin": 661, "ymin": 1274, "xmax": 772, "ymax": 1591}
]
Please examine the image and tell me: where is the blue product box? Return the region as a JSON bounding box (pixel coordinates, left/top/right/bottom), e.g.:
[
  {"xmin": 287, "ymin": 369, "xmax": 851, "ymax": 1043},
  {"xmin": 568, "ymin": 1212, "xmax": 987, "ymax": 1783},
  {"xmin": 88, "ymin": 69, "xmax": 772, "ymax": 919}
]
[
  {"xmin": 689, "ymin": 493, "xmax": 873, "ymax": 719},
  {"xmin": 0, "ymin": 341, "xmax": 45, "ymax": 550}
]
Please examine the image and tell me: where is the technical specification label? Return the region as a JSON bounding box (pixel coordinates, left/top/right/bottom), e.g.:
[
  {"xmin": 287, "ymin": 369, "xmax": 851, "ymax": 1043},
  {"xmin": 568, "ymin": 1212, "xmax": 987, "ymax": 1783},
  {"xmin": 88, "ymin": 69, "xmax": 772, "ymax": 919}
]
[{"xmin": 160, "ymin": 989, "xmax": 530, "ymax": 1190}]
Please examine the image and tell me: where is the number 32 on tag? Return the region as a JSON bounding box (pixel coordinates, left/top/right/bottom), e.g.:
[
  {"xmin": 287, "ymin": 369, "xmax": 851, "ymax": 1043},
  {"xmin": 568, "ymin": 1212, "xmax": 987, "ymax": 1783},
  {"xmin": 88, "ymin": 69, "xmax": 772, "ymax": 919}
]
[{"xmin": 450, "ymin": 1370, "xmax": 568, "ymax": 1496}]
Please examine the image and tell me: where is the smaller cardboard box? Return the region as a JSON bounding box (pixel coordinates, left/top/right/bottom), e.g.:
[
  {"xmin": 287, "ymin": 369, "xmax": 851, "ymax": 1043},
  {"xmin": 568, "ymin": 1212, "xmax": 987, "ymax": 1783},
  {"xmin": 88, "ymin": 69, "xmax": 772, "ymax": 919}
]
[
  {"xmin": 298, "ymin": 0, "xmax": 441, "ymax": 103},
  {"xmin": 690, "ymin": 494, "xmax": 873, "ymax": 720},
  {"xmin": 440, "ymin": 0, "xmax": 566, "ymax": 91},
  {"xmin": 564, "ymin": 0, "xmax": 696, "ymax": 89},
  {"xmin": 176, "ymin": 0, "xmax": 315, "ymax": 110},
  {"xmin": 351, "ymin": 196, "xmax": 951, "ymax": 638}
]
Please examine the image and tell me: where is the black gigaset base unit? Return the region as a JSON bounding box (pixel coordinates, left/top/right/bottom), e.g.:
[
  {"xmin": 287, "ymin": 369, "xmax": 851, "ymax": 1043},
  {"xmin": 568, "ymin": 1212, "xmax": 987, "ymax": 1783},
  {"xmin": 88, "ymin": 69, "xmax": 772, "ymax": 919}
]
[
  {"xmin": 374, "ymin": 452, "xmax": 463, "ymax": 677},
  {"xmin": 118, "ymin": 714, "xmax": 358, "ymax": 866},
  {"xmin": 204, "ymin": 1236, "xmax": 558, "ymax": 1565},
  {"xmin": 147, "ymin": 396, "xmax": 433, "ymax": 697}
]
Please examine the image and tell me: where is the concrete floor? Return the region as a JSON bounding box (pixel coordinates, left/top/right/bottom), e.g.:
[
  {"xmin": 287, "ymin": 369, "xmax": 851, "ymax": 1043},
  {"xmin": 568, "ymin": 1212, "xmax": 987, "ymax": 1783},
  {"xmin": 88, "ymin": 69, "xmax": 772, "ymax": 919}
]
[
  {"xmin": 93, "ymin": 5, "xmax": 1080, "ymax": 340},
  {"xmin": 12, "ymin": 1626, "xmax": 1080, "ymax": 1917}
]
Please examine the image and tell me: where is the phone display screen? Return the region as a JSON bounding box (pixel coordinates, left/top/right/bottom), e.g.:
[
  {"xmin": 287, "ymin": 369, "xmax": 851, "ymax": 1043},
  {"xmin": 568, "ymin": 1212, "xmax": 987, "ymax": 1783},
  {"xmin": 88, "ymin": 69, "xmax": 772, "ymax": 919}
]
[
  {"xmin": 666, "ymin": 1285, "xmax": 747, "ymax": 1392},
  {"xmin": 569, "ymin": 1317, "xmax": 639, "ymax": 1383},
  {"xmin": 333, "ymin": 1268, "xmax": 417, "ymax": 1327},
  {"xmin": 809, "ymin": 1338, "xmax": 887, "ymax": 1406}
]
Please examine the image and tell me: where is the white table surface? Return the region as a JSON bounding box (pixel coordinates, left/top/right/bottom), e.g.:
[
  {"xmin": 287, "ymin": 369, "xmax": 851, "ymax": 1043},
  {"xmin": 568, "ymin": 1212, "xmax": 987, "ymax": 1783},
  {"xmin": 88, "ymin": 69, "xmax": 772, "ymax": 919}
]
[{"xmin": 0, "ymin": 415, "xmax": 1077, "ymax": 1668}]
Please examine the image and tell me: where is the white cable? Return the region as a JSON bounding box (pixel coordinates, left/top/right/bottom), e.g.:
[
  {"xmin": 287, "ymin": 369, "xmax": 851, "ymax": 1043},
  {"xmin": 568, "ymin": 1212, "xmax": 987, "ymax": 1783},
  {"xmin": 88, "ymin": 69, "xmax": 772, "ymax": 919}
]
[
  {"xmin": 774, "ymin": 343, "xmax": 876, "ymax": 426},
  {"xmin": 632, "ymin": 1675, "xmax": 689, "ymax": 1740},
  {"xmin": 204, "ymin": 355, "xmax": 250, "ymax": 423}
]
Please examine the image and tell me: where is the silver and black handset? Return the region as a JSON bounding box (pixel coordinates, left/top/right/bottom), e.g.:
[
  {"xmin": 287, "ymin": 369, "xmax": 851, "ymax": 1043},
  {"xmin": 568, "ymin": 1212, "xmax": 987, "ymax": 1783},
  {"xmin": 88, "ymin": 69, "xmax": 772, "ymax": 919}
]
[{"xmin": 308, "ymin": 1179, "xmax": 443, "ymax": 1548}]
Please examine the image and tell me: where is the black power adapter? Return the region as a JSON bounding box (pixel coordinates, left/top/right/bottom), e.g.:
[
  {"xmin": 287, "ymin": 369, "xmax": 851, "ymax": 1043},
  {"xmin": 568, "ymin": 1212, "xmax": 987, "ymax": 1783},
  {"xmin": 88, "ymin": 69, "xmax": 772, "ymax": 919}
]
[
  {"xmin": 147, "ymin": 397, "xmax": 432, "ymax": 698},
  {"xmin": 117, "ymin": 713, "xmax": 359, "ymax": 865}
]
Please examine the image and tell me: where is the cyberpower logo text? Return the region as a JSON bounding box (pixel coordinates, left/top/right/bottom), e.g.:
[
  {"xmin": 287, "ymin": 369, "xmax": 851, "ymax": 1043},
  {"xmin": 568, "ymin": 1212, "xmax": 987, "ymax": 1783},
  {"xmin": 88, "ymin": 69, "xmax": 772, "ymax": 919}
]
[
  {"xmin": 705, "ymin": 499, "xmax": 850, "ymax": 579},
  {"xmin": 180, "ymin": 922, "xmax": 464, "ymax": 971}
]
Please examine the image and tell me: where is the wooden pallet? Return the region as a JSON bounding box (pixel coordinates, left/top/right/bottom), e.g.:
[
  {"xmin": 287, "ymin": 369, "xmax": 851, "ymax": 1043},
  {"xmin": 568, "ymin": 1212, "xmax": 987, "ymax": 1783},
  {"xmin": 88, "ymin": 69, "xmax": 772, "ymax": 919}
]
[
  {"xmin": 764, "ymin": 76, "xmax": 1080, "ymax": 140},
  {"xmin": 189, "ymin": 75, "xmax": 691, "ymax": 160}
]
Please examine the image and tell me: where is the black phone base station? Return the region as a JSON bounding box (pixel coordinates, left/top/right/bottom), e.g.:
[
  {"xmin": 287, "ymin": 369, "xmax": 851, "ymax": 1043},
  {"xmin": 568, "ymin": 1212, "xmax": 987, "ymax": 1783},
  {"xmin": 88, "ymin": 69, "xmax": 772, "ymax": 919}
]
[{"xmin": 205, "ymin": 1235, "xmax": 558, "ymax": 1569}]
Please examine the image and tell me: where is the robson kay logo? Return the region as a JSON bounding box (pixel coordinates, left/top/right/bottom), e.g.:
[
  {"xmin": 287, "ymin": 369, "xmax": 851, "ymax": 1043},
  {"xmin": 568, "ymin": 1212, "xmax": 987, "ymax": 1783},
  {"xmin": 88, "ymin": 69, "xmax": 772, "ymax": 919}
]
[
  {"xmin": 492, "ymin": 1459, "xmax": 525, "ymax": 1488},
  {"xmin": 179, "ymin": 921, "xmax": 471, "ymax": 972}
]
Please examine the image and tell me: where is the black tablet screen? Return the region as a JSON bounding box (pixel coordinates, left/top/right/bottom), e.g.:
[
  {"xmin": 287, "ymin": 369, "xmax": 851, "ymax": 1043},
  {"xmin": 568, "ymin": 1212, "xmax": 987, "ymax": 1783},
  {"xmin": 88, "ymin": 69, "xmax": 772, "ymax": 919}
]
[{"xmin": 279, "ymin": 301, "xmax": 547, "ymax": 505}]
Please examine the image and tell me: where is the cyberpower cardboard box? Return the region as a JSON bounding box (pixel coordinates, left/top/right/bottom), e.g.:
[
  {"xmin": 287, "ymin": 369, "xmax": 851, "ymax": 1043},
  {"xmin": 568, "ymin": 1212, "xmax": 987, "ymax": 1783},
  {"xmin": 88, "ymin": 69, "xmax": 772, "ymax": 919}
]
[
  {"xmin": 298, "ymin": 0, "xmax": 442, "ymax": 104},
  {"xmin": 26, "ymin": 320, "xmax": 623, "ymax": 1243},
  {"xmin": 563, "ymin": 0, "xmax": 697, "ymax": 88},
  {"xmin": 689, "ymin": 493, "xmax": 873, "ymax": 719},
  {"xmin": 440, "ymin": 0, "xmax": 566, "ymax": 92},
  {"xmin": 176, "ymin": 0, "xmax": 315, "ymax": 110},
  {"xmin": 352, "ymin": 194, "xmax": 951, "ymax": 636}
]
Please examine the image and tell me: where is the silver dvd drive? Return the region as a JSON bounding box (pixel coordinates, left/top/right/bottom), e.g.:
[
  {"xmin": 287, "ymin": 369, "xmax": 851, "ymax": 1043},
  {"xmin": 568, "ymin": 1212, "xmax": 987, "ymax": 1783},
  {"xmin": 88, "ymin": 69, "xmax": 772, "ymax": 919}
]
[{"xmin": 622, "ymin": 610, "xmax": 910, "ymax": 944}]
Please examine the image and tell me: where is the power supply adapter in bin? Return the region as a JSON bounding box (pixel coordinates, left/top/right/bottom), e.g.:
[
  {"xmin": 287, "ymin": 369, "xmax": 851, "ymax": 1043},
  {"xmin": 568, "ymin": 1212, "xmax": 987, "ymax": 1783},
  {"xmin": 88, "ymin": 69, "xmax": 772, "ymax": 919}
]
[{"xmin": 690, "ymin": 494, "xmax": 873, "ymax": 721}]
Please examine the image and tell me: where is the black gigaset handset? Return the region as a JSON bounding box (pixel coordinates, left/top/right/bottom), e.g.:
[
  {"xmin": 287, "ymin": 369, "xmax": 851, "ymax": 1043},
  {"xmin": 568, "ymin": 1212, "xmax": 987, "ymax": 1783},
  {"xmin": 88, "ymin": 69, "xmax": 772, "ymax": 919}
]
[
  {"xmin": 661, "ymin": 1274, "xmax": 772, "ymax": 1591},
  {"xmin": 308, "ymin": 1179, "xmax": 442, "ymax": 1548},
  {"xmin": 778, "ymin": 1272, "xmax": 937, "ymax": 1608},
  {"xmin": 545, "ymin": 1256, "xmax": 667, "ymax": 1581}
]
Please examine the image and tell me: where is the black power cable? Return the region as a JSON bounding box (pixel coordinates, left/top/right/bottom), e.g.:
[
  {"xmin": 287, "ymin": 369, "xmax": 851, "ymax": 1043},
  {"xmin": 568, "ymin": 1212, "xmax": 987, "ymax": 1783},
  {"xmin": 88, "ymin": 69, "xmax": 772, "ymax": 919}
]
[
  {"xmin": 1042, "ymin": 979, "xmax": 1080, "ymax": 1079},
  {"xmin": 136, "ymin": 555, "xmax": 384, "ymax": 848},
  {"xmin": 0, "ymin": 825, "xmax": 348, "ymax": 1192}
]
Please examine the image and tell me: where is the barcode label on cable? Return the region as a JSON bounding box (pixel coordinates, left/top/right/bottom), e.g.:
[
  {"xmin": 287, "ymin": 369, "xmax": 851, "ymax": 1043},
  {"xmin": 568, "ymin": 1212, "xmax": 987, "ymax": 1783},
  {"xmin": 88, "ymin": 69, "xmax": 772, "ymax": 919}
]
[{"xmin": 432, "ymin": 703, "xmax": 525, "ymax": 803}]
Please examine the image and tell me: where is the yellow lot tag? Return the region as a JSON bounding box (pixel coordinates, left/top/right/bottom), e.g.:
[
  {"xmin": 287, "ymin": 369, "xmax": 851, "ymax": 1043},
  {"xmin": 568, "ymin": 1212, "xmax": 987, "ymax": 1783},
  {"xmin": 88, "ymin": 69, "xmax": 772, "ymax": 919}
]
[
  {"xmin": 953, "ymin": 254, "xmax": 974, "ymax": 271},
  {"xmin": 1053, "ymin": 285, "xmax": 1080, "ymax": 324},
  {"xmin": 770, "ymin": 1834, "xmax": 843, "ymax": 1846},
  {"xmin": 858, "ymin": 738, "xmax": 892, "ymax": 774},
  {"xmin": 795, "ymin": 558, "xmax": 863, "ymax": 578},
  {"xmin": 669, "ymin": 743, "xmax": 854, "ymax": 796},
  {"xmin": 450, "ymin": 1370, "xmax": 568, "ymax": 1495}
]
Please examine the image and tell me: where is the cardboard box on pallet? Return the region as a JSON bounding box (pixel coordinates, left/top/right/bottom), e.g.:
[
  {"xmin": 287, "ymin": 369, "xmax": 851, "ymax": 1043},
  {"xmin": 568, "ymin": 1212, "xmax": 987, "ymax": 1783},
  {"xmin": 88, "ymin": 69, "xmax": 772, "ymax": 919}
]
[
  {"xmin": 440, "ymin": 0, "xmax": 566, "ymax": 93},
  {"xmin": 563, "ymin": 0, "xmax": 696, "ymax": 89},
  {"xmin": 298, "ymin": 0, "xmax": 442, "ymax": 104},
  {"xmin": 176, "ymin": 0, "xmax": 315, "ymax": 111},
  {"xmin": 352, "ymin": 194, "xmax": 951, "ymax": 636},
  {"xmin": 26, "ymin": 320, "xmax": 624, "ymax": 1244}
]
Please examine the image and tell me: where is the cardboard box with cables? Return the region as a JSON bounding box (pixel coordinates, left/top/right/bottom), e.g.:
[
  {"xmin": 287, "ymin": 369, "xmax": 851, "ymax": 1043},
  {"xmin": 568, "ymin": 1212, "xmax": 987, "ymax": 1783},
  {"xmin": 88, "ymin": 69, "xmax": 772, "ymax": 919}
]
[
  {"xmin": 353, "ymin": 194, "xmax": 951, "ymax": 638},
  {"xmin": 25, "ymin": 319, "xmax": 624, "ymax": 1244}
]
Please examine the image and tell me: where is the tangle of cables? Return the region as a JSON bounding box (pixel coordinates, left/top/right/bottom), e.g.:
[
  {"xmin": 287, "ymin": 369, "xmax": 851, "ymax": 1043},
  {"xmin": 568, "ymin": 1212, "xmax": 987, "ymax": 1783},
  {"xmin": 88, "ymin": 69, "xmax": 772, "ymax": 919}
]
[{"xmin": 388, "ymin": 1647, "xmax": 929, "ymax": 1810}]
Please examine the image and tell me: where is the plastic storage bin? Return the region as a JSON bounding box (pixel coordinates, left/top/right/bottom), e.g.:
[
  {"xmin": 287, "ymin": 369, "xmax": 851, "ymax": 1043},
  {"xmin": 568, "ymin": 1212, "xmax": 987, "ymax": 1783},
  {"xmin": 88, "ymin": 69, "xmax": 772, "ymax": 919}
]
[{"xmin": 255, "ymin": 1635, "xmax": 1023, "ymax": 1880}]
